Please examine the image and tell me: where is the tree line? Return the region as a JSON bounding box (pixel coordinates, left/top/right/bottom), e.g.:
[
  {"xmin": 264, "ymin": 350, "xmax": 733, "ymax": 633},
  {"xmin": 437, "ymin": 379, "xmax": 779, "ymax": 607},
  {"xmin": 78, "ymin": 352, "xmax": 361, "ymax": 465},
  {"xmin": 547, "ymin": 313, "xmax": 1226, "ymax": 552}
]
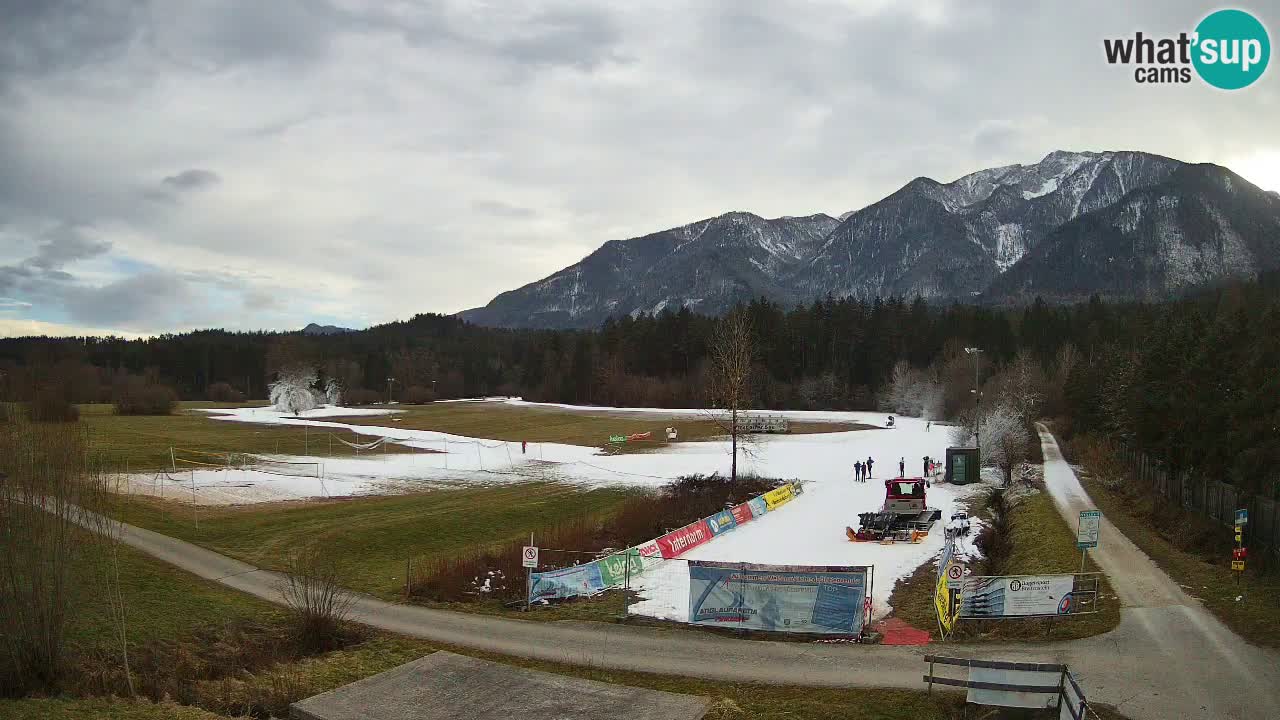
[{"xmin": 1, "ymin": 272, "xmax": 1277, "ymax": 494}]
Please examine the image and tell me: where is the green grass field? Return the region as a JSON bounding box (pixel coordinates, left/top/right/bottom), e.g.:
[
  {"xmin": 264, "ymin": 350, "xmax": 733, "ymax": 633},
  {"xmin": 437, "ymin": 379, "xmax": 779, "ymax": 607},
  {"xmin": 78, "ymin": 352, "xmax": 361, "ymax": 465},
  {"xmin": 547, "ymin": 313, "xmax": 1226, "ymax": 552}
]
[
  {"xmin": 77, "ymin": 400, "xmax": 861, "ymax": 471},
  {"xmin": 888, "ymin": 485, "xmax": 1121, "ymax": 642},
  {"xmin": 344, "ymin": 401, "xmax": 862, "ymax": 449},
  {"xmin": 64, "ymin": 530, "xmax": 279, "ymax": 651},
  {"xmin": 115, "ymin": 483, "xmax": 632, "ymax": 599},
  {"xmin": 76, "ymin": 402, "xmax": 414, "ymax": 472}
]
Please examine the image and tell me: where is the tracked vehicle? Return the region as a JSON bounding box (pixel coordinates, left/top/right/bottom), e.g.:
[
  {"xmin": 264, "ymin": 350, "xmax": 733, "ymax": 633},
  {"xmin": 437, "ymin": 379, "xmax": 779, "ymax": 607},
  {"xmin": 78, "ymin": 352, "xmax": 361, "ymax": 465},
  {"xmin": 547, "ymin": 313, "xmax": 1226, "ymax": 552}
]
[{"xmin": 846, "ymin": 478, "xmax": 941, "ymax": 543}]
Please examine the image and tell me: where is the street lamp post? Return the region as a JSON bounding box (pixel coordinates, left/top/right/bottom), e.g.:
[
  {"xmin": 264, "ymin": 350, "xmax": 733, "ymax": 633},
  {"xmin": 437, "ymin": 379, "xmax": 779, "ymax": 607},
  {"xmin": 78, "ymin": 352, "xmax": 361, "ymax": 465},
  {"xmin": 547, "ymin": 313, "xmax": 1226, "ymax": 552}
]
[
  {"xmin": 964, "ymin": 347, "xmax": 983, "ymax": 451},
  {"xmin": 386, "ymin": 377, "xmax": 395, "ymax": 405}
]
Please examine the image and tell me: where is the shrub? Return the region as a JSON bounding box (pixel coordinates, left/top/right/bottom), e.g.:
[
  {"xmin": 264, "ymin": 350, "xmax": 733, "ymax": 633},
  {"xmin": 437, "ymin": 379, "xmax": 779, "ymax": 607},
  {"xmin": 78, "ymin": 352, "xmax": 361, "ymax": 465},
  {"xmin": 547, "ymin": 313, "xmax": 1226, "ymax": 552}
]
[
  {"xmin": 26, "ymin": 386, "xmax": 79, "ymax": 423},
  {"xmin": 206, "ymin": 382, "xmax": 245, "ymax": 403},
  {"xmin": 408, "ymin": 473, "xmax": 784, "ymax": 604},
  {"xmin": 402, "ymin": 385, "xmax": 436, "ymax": 404},
  {"xmin": 113, "ymin": 376, "xmax": 177, "ymax": 416},
  {"xmin": 281, "ymin": 547, "xmax": 355, "ymax": 652}
]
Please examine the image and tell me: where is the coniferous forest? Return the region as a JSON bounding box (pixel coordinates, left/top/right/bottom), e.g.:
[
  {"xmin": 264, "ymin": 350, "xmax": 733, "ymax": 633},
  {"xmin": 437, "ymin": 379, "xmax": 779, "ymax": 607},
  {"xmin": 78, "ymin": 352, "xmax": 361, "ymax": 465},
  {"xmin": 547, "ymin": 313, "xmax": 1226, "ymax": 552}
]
[{"xmin": 2, "ymin": 271, "xmax": 1277, "ymax": 496}]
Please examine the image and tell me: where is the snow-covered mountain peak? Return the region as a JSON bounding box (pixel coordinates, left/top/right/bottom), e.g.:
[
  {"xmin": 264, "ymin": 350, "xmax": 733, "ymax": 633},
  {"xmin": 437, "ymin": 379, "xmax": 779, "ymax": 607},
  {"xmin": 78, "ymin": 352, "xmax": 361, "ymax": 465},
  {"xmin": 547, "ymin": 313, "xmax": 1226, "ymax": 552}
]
[{"xmin": 461, "ymin": 150, "xmax": 1275, "ymax": 328}]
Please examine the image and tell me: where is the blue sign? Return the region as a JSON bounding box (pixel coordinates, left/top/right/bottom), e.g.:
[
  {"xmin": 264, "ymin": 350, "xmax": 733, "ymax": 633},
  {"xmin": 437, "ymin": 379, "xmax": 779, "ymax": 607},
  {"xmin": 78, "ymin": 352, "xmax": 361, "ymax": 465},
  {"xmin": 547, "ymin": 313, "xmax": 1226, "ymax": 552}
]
[
  {"xmin": 1235, "ymin": 508, "xmax": 1248, "ymax": 526},
  {"xmin": 688, "ymin": 561, "xmax": 868, "ymax": 635},
  {"xmin": 707, "ymin": 509, "xmax": 737, "ymax": 535},
  {"xmin": 748, "ymin": 497, "xmax": 767, "ymax": 518},
  {"xmin": 529, "ymin": 563, "xmax": 605, "ymax": 603}
]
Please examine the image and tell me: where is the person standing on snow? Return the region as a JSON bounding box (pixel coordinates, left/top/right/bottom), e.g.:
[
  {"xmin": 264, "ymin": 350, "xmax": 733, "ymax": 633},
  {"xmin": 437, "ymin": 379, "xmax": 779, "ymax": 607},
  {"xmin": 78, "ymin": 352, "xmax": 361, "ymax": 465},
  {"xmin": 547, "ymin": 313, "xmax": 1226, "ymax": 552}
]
[
  {"xmin": 926, "ymin": 420, "xmax": 931, "ymax": 432},
  {"xmin": 866, "ymin": 457, "xmax": 874, "ymax": 479},
  {"xmin": 854, "ymin": 461, "xmax": 863, "ymax": 482},
  {"xmin": 899, "ymin": 457, "xmax": 905, "ymax": 477},
  {"xmin": 923, "ymin": 455, "xmax": 930, "ymax": 477}
]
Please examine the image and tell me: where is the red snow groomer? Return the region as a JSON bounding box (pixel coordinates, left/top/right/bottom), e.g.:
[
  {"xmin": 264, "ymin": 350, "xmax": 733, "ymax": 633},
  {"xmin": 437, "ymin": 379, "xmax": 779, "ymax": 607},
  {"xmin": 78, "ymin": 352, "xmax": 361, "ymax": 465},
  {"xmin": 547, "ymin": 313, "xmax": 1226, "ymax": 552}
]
[{"xmin": 846, "ymin": 478, "xmax": 942, "ymax": 543}]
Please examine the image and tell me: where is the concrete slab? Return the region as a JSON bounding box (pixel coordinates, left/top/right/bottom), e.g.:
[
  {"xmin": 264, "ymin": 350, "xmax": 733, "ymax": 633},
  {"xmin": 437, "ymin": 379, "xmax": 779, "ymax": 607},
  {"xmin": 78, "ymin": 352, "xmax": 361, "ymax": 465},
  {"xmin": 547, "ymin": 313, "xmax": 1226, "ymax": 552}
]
[{"xmin": 290, "ymin": 651, "xmax": 710, "ymax": 720}]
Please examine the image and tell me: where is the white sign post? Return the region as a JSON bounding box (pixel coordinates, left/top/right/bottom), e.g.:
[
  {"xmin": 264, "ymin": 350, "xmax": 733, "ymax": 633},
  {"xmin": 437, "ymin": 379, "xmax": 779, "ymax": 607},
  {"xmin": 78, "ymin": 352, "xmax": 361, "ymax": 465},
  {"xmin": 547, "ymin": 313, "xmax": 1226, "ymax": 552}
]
[
  {"xmin": 522, "ymin": 536, "xmax": 537, "ymax": 611},
  {"xmin": 947, "ymin": 563, "xmax": 965, "ymax": 590},
  {"xmin": 1076, "ymin": 510, "xmax": 1101, "ymax": 573}
]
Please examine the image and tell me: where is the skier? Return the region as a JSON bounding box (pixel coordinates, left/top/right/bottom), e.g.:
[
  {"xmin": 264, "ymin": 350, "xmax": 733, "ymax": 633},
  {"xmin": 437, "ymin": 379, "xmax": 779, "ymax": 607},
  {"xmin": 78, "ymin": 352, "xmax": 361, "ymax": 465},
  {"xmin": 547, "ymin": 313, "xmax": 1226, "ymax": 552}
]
[
  {"xmin": 899, "ymin": 457, "xmax": 905, "ymax": 477},
  {"xmin": 866, "ymin": 457, "xmax": 874, "ymax": 479}
]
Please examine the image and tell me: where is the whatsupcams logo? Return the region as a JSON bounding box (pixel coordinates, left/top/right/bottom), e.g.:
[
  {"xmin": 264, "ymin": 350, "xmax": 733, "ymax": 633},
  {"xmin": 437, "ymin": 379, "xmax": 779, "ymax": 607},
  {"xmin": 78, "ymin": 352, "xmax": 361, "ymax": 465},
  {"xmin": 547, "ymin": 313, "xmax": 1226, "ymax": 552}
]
[{"xmin": 1104, "ymin": 9, "xmax": 1270, "ymax": 89}]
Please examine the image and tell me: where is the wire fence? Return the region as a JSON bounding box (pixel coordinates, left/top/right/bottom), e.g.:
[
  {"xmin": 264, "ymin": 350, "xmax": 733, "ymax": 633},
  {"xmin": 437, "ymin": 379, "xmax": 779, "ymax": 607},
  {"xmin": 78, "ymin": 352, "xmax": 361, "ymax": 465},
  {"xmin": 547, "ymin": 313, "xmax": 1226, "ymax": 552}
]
[{"xmin": 1117, "ymin": 445, "xmax": 1280, "ymax": 559}]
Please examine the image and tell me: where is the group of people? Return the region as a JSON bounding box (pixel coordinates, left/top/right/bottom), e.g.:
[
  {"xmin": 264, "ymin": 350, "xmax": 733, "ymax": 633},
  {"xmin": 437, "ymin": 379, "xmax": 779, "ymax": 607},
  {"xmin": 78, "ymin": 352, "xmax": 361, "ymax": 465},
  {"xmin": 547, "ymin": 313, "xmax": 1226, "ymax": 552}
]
[
  {"xmin": 853, "ymin": 455, "xmax": 942, "ymax": 483},
  {"xmin": 852, "ymin": 456, "xmax": 876, "ymax": 482}
]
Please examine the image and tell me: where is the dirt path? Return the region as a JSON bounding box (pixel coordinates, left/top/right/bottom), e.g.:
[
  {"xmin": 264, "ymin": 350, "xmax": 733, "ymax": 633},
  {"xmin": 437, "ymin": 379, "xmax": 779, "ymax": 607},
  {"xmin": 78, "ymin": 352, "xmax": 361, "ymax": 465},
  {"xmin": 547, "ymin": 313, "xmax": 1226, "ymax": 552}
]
[{"xmin": 1035, "ymin": 424, "xmax": 1280, "ymax": 719}]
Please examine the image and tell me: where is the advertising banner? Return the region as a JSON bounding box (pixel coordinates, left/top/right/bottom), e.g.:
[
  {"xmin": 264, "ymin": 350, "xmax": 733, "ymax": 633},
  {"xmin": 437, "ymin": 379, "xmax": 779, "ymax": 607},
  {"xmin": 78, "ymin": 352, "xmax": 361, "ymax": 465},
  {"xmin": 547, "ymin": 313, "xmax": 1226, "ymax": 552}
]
[
  {"xmin": 763, "ymin": 484, "xmax": 794, "ymax": 511},
  {"xmin": 707, "ymin": 509, "xmax": 737, "ymax": 535},
  {"xmin": 634, "ymin": 540, "xmax": 661, "ymax": 559},
  {"xmin": 597, "ymin": 550, "xmax": 647, "ymax": 587},
  {"xmin": 529, "ymin": 563, "xmax": 605, "ymax": 603},
  {"xmin": 656, "ymin": 519, "xmax": 713, "ymax": 558},
  {"xmin": 730, "ymin": 502, "xmax": 755, "ymax": 526},
  {"xmin": 960, "ymin": 575, "xmax": 1076, "ymax": 618},
  {"xmin": 687, "ymin": 561, "xmax": 869, "ymax": 635},
  {"xmin": 748, "ymin": 496, "xmax": 768, "ymax": 517}
]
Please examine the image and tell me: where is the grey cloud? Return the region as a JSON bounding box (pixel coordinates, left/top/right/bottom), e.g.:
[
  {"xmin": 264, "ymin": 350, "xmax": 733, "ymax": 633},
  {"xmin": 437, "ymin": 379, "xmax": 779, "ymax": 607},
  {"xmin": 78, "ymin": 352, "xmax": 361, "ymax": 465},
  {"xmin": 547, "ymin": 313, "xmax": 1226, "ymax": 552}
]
[
  {"xmin": 473, "ymin": 200, "xmax": 536, "ymax": 219},
  {"xmin": 0, "ymin": 297, "xmax": 32, "ymax": 309},
  {"xmin": 162, "ymin": 168, "xmax": 221, "ymax": 190},
  {"xmin": 497, "ymin": 6, "xmax": 624, "ymax": 71},
  {"xmin": 27, "ymin": 225, "xmax": 112, "ymax": 270},
  {"xmin": 62, "ymin": 272, "xmax": 192, "ymax": 326},
  {"xmin": 0, "ymin": 0, "xmax": 145, "ymax": 89}
]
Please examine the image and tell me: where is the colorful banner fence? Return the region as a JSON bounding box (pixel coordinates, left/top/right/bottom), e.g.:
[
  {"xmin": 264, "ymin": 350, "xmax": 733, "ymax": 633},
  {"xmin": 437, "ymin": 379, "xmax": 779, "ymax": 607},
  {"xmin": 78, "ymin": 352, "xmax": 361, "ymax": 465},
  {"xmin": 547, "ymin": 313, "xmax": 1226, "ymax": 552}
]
[
  {"xmin": 687, "ymin": 561, "xmax": 870, "ymax": 635},
  {"xmin": 528, "ymin": 482, "xmax": 800, "ymax": 603}
]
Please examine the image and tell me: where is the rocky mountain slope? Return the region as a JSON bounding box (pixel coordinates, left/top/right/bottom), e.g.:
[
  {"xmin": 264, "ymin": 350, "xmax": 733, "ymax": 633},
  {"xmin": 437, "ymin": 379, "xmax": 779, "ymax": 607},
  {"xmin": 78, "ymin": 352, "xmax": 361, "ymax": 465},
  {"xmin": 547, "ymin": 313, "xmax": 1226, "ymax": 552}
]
[{"xmin": 460, "ymin": 151, "xmax": 1280, "ymax": 328}]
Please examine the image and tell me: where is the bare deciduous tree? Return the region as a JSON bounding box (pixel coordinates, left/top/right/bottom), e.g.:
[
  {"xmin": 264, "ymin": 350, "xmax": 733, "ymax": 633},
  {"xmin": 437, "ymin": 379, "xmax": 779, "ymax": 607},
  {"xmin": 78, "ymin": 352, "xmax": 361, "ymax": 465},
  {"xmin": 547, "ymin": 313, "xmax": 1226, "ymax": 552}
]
[
  {"xmin": 706, "ymin": 310, "xmax": 756, "ymax": 483},
  {"xmin": 0, "ymin": 408, "xmax": 123, "ymax": 696},
  {"xmin": 280, "ymin": 546, "xmax": 355, "ymax": 652}
]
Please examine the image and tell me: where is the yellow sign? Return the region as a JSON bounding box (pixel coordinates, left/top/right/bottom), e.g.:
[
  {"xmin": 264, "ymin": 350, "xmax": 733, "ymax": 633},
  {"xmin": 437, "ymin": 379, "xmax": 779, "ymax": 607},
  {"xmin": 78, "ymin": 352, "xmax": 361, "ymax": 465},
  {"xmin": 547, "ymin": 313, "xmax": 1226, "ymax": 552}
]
[
  {"xmin": 1235, "ymin": 531, "xmax": 1243, "ymax": 542},
  {"xmin": 935, "ymin": 559, "xmax": 961, "ymax": 634},
  {"xmin": 1232, "ymin": 560, "xmax": 1245, "ymax": 571},
  {"xmin": 763, "ymin": 484, "xmax": 795, "ymax": 511}
]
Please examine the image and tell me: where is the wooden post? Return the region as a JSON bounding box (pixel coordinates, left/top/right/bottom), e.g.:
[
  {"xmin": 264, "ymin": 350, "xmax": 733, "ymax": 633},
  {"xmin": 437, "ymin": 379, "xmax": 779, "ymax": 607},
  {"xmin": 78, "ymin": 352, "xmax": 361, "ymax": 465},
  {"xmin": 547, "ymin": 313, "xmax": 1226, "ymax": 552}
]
[{"xmin": 405, "ymin": 557, "xmax": 411, "ymax": 601}]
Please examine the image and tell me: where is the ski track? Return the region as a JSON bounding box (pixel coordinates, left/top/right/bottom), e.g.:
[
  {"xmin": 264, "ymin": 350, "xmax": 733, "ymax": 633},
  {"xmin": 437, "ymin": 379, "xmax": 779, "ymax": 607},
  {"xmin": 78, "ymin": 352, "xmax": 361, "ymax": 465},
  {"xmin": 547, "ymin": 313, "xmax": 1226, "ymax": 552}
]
[{"xmin": 134, "ymin": 400, "xmax": 985, "ymax": 621}]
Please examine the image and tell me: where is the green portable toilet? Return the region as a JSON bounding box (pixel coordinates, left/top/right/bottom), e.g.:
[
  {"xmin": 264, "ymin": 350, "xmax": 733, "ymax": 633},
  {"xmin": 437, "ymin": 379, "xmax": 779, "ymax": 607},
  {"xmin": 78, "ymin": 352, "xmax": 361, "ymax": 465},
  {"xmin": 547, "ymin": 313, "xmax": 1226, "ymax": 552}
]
[{"xmin": 946, "ymin": 447, "xmax": 980, "ymax": 485}]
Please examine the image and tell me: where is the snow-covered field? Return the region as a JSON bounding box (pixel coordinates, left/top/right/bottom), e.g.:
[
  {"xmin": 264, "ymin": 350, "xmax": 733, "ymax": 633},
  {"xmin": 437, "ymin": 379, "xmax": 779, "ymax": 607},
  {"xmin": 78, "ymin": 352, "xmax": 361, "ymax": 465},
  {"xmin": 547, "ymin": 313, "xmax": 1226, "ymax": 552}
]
[{"xmin": 125, "ymin": 399, "xmax": 985, "ymax": 618}]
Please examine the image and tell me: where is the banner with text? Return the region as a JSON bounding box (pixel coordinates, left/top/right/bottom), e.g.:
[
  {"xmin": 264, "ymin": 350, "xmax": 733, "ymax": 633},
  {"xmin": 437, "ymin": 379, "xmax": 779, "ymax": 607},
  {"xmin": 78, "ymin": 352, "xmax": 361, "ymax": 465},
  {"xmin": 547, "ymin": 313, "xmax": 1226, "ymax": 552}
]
[
  {"xmin": 529, "ymin": 563, "xmax": 606, "ymax": 603},
  {"xmin": 656, "ymin": 518, "xmax": 713, "ymax": 558},
  {"xmin": 731, "ymin": 502, "xmax": 756, "ymax": 526},
  {"xmin": 707, "ymin": 509, "xmax": 737, "ymax": 535},
  {"xmin": 688, "ymin": 561, "xmax": 869, "ymax": 635},
  {"xmin": 763, "ymin": 484, "xmax": 795, "ymax": 511},
  {"xmin": 960, "ymin": 575, "xmax": 1076, "ymax": 618}
]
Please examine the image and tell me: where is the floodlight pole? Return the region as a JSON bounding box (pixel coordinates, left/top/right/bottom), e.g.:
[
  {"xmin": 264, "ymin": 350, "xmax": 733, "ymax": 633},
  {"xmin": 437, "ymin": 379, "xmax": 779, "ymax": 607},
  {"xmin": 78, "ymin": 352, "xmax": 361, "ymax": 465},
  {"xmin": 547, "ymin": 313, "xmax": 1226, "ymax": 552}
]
[
  {"xmin": 386, "ymin": 376, "xmax": 395, "ymax": 405},
  {"xmin": 965, "ymin": 348, "xmax": 983, "ymax": 451}
]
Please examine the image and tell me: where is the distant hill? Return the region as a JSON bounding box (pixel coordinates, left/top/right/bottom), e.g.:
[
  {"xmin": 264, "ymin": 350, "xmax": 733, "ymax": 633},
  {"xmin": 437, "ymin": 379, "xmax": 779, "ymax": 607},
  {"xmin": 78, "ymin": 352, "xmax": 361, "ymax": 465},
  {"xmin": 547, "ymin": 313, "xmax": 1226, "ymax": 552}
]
[
  {"xmin": 459, "ymin": 150, "xmax": 1280, "ymax": 328},
  {"xmin": 301, "ymin": 323, "xmax": 353, "ymax": 336}
]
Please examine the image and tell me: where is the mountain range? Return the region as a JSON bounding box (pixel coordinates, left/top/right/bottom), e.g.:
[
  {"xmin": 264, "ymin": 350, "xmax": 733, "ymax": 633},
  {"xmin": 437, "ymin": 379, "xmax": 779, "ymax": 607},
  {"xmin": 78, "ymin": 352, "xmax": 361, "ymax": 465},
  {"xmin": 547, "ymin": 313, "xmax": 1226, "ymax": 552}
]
[{"xmin": 460, "ymin": 151, "xmax": 1280, "ymax": 329}]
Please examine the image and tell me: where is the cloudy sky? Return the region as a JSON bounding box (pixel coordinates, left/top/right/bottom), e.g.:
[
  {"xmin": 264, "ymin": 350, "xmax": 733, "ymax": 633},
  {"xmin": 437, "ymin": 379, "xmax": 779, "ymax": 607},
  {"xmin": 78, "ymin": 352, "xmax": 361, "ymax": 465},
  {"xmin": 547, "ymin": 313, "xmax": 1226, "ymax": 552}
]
[{"xmin": 1, "ymin": 1, "xmax": 1276, "ymax": 338}]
